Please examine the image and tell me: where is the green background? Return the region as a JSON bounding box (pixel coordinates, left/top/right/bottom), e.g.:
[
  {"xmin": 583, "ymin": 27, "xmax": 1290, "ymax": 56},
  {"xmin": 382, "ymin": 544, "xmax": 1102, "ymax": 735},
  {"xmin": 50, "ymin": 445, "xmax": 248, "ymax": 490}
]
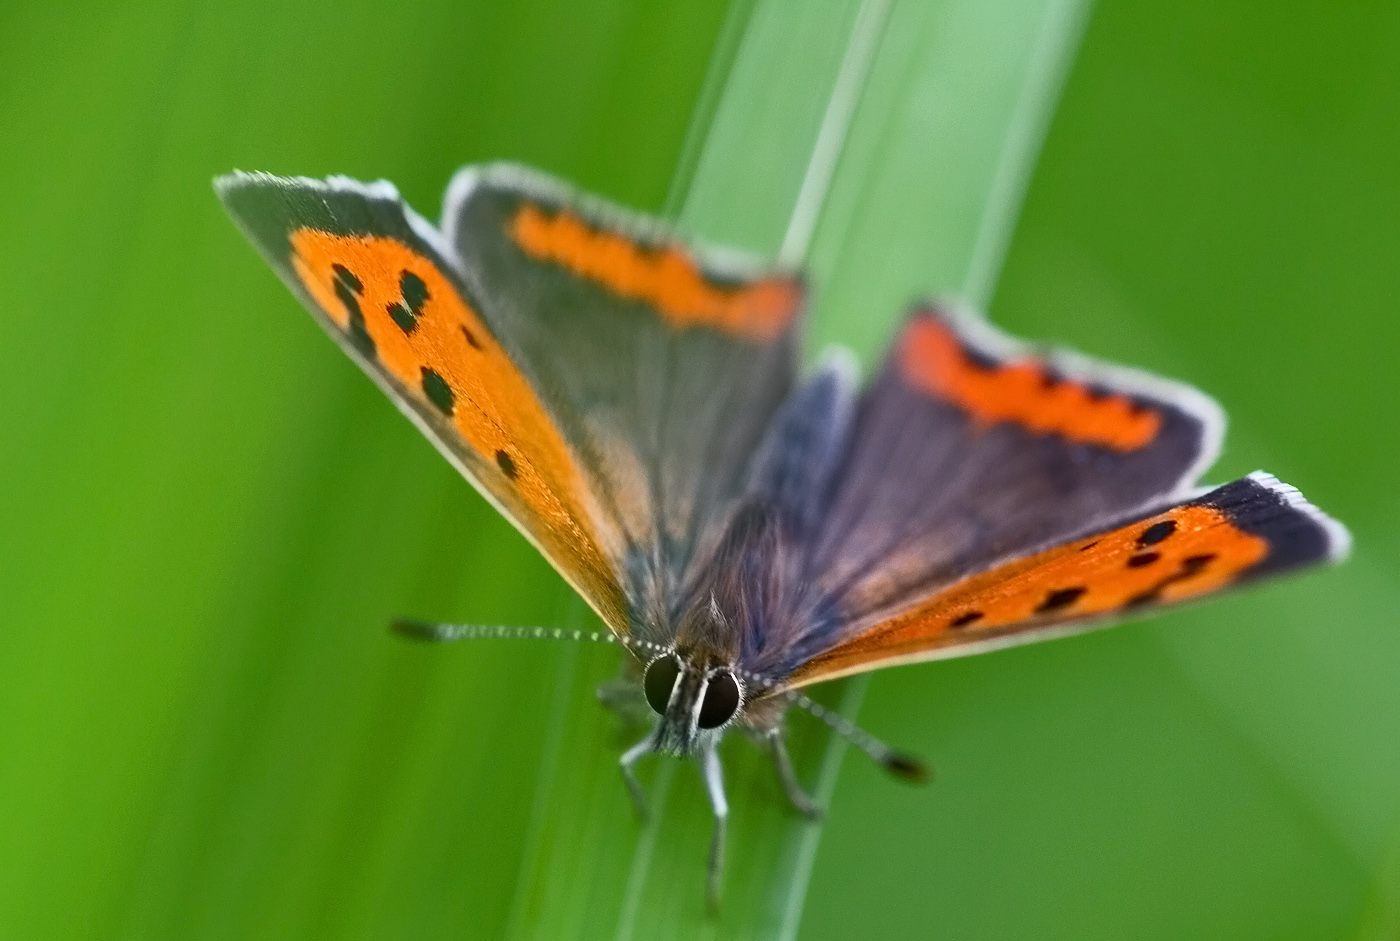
[{"xmin": 1, "ymin": 1, "xmax": 1397, "ymax": 939}]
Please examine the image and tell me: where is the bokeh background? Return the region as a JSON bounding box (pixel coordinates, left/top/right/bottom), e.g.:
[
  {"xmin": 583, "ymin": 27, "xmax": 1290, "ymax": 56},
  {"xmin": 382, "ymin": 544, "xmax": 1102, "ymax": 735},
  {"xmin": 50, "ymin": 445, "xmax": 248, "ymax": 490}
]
[{"xmin": 2, "ymin": 1, "xmax": 1398, "ymax": 939}]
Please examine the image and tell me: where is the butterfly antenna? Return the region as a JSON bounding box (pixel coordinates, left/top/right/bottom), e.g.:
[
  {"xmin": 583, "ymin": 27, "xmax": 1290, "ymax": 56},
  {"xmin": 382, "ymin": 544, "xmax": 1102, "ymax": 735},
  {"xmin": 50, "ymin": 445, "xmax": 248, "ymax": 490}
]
[
  {"xmin": 789, "ymin": 691, "xmax": 931, "ymax": 784},
  {"xmin": 390, "ymin": 618, "xmax": 668, "ymax": 657}
]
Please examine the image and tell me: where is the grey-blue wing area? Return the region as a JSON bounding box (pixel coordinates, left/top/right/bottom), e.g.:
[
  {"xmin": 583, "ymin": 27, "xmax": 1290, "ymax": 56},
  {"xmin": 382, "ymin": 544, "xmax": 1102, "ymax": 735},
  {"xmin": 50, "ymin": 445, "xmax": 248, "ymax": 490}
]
[
  {"xmin": 799, "ymin": 306, "xmax": 1225, "ymax": 652},
  {"xmin": 440, "ymin": 164, "xmax": 805, "ymax": 641},
  {"xmin": 652, "ymin": 304, "xmax": 1224, "ymax": 683}
]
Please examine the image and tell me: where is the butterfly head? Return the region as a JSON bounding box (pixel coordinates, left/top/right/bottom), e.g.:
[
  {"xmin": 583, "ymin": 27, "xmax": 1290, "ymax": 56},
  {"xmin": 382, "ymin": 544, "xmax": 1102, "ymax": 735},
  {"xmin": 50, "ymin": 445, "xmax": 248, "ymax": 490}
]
[
  {"xmin": 639, "ymin": 592, "xmax": 745, "ymax": 753},
  {"xmin": 642, "ymin": 650, "xmax": 745, "ymax": 755}
]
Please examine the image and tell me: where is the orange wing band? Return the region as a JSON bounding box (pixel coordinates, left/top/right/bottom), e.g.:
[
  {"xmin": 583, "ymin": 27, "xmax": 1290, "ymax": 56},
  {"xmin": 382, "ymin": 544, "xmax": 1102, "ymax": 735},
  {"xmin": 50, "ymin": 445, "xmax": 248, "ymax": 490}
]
[
  {"xmin": 509, "ymin": 203, "xmax": 798, "ymax": 342},
  {"xmin": 786, "ymin": 503, "xmax": 1267, "ymax": 688},
  {"xmin": 899, "ymin": 317, "xmax": 1162, "ymax": 451},
  {"xmin": 289, "ymin": 228, "xmax": 627, "ymax": 629}
]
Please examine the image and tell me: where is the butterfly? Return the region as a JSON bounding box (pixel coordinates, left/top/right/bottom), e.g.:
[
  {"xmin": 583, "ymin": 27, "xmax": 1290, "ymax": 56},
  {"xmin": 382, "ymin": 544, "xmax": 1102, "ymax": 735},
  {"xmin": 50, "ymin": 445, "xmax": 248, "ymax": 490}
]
[{"xmin": 216, "ymin": 163, "xmax": 1349, "ymax": 909}]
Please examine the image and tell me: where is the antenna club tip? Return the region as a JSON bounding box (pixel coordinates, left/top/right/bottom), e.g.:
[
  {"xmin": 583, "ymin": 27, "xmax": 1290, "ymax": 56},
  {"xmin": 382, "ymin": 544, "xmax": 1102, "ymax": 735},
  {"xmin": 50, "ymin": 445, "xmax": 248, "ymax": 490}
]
[
  {"xmin": 882, "ymin": 752, "xmax": 932, "ymax": 785},
  {"xmin": 389, "ymin": 617, "xmax": 443, "ymax": 641}
]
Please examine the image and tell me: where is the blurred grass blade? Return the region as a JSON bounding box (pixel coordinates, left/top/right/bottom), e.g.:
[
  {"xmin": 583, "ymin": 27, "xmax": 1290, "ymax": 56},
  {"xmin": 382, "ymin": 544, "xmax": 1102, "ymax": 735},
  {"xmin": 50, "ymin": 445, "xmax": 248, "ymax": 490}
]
[{"xmin": 503, "ymin": 1, "xmax": 1091, "ymax": 937}]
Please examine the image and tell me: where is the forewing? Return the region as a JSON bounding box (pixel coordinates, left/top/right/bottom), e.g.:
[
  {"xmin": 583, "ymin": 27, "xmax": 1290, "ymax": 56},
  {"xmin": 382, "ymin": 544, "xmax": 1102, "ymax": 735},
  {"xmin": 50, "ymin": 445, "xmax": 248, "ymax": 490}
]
[
  {"xmin": 441, "ymin": 164, "xmax": 805, "ymax": 629},
  {"xmin": 806, "ymin": 305, "xmax": 1226, "ymax": 638},
  {"xmin": 784, "ymin": 472, "xmax": 1349, "ymax": 688},
  {"xmin": 215, "ymin": 172, "xmax": 630, "ymax": 631}
]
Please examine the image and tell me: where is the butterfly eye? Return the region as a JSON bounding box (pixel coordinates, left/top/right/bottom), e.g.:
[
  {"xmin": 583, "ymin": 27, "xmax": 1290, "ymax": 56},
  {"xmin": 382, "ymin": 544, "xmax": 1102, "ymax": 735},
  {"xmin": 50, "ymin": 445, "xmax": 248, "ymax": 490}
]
[
  {"xmin": 643, "ymin": 655, "xmax": 682, "ymax": 715},
  {"xmin": 697, "ymin": 670, "xmax": 741, "ymax": 729}
]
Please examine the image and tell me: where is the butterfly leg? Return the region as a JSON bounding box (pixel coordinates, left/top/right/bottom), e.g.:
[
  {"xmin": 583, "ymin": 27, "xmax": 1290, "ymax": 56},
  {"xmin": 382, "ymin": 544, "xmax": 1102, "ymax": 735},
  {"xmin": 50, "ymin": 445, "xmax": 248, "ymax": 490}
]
[
  {"xmin": 619, "ymin": 734, "xmax": 655, "ymax": 823},
  {"xmin": 765, "ymin": 729, "xmax": 822, "ymax": 820},
  {"xmin": 699, "ymin": 741, "xmax": 728, "ymax": 913}
]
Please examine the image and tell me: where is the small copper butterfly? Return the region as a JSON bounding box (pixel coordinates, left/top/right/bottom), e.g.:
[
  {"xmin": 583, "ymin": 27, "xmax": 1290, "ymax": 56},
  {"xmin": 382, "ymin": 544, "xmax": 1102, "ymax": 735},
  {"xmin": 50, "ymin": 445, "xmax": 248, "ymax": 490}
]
[{"xmin": 216, "ymin": 164, "xmax": 1350, "ymax": 909}]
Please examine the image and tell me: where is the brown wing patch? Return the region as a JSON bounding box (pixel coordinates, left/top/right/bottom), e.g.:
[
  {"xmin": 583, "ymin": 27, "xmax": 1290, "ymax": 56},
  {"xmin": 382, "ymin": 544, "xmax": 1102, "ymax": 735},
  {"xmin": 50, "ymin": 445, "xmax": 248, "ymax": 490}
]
[
  {"xmin": 289, "ymin": 228, "xmax": 628, "ymax": 629},
  {"xmin": 784, "ymin": 503, "xmax": 1267, "ymax": 688},
  {"xmin": 507, "ymin": 203, "xmax": 799, "ymax": 341},
  {"xmin": 899, "ymin": 315, "xmax": 1162, "ymax": 451}
]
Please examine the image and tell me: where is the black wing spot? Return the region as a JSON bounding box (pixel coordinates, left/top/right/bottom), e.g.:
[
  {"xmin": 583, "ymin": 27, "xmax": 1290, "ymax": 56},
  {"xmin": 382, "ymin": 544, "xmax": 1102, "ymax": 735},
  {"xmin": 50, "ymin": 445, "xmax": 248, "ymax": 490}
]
[
  {"xmin": 331, "ymin": 264, "xmax": 376, "ymax": 359},
  {"xmin": 1181, "ymin": 553, "xmax": 1216, "ymax": 574},
  {"xmin": 950, "ymin": 611, "xmax": 984, "ymax": 628},
  {"xmin": 1036, "ymin": 586, "xmax": 1086, "ymax": 613},
  {"xmin": 332, "ymin": 264, "xmax": 362, "ymax": 293},
  {"xmin": 420, "ymin": 367, "xmax": 454, "ymax": 416},
  {"xmin": 387, "ymin": 303, "xmax": 417, "ymax": 333},
  {"xmin": 459, "ymin": 325, "xmax": 482, "ymax": 350},
  {"xmin": 1126, "ymin": 551, "xmax": 1160, "ymax": 568},
  {"xmin": 400, "ymin": 270, "xmax": 429, "ymax": 309},
  {"xmin": 1122, "ymin": 553, "xmax": 1220, "ymax": 614},
  {"xmin": 1137, "ymin": 520, "xmax": 1177, "ymax": 546},
  {"xmin": 388, "ymin": 270, "xmax": 431, "ymax": 334},
  {"xmin": 495, "ymin": 450, "xmax": 518, "ymax": 479},
  {"xmin": 1079, "ymin": 541, "xmax": 1100, "ymax": 552},
  {"xmin": 1124, "ymin": 591, "xmax": 1159, "ymax": 609}
]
